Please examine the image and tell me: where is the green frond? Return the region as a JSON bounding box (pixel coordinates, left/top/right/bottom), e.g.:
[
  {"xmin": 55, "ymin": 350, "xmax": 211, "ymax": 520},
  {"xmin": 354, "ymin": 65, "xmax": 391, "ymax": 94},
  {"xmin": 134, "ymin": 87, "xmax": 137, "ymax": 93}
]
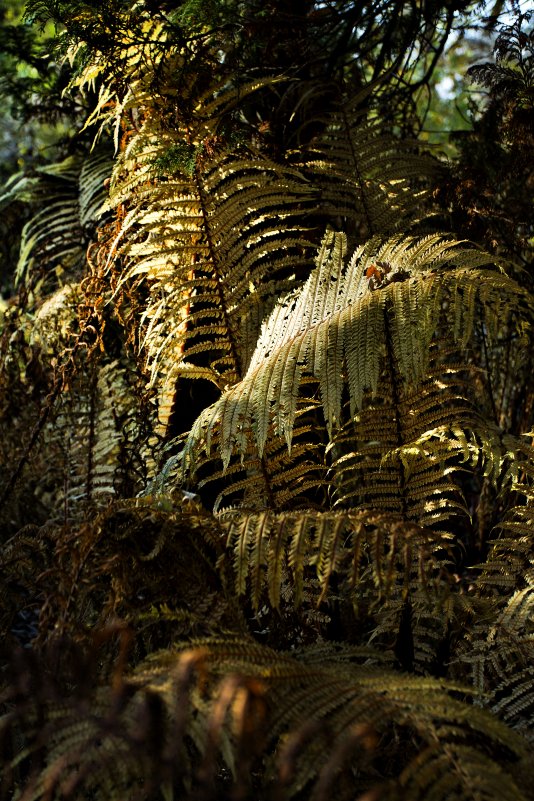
[
  {"xmin": 182, "ymin": 230, "xmax": 532, "ymax": 472},
  {"xmin": 3, "ymin": 681, "xmax": 184, "ymax": 801},
  {"xmin": 471, "ymin": 442, "xmax": 534, "ymax": 594},
  {"xmin": 219, "ymin": 508, "xmax": 453, "ymax": 612},
  {"xmin": 110, "ymin": 138, "xmax": 318, "ymax": 379},
  {"xmin": 0, "ymin": 146, "xmax": 112, "ymax": 291},
  {"xmin": 453, "ymin": 438, "xmax": 534, "ymax": 740},
  {"xmin": 78, "ymin": 146, "xmax": 113, "ymax": 226},
  {"xmin": 292, "ymin": 96, "xmax": 439, "ymax": 237},
  {"xmin": 177, "ymin": 413, "xmax": 326, "ymax": 512},
  {"xmin": 102, "ymin": 105, "xmax": 321, "ymax": 442},
  {"xmin": 19, "ymin": 356, "xmax": 143, "ymax": 521},
  {"xmin": 139, "ymin": 638, "xmax": 528, "ymax": 801},
  {"xmin": 330, "ymin": 369, "xmax": 530, "ymax": 524},
  {"xmin": 453, "ymin": 579, "xmax": 534, "ymax": 741},
  {"xmin": 453, "ymin": 450, "xmax": 534, "ymax": 740},
  {"xmin": 328, "ymin": 362, "xmax": 474, "ymax": 518},
  {"xmin": 395, "ymin": 742, "xmax": 527, "ymax": 801}
]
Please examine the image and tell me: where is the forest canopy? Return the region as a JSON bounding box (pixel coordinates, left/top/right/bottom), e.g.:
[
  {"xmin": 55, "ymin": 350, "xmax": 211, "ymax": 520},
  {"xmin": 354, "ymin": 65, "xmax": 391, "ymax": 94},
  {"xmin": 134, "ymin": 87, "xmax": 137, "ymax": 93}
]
[{"xmin": 0, "ymin": 1, "xmax": 533, "ymax": 800}]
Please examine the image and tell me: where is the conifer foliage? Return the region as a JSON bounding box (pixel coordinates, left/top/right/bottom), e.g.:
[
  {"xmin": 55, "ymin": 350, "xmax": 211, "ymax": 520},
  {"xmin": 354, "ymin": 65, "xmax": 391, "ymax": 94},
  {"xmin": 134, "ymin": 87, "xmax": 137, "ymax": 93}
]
[{"xmin": 0, "ymin": 2, "xmax": 533, "ymax": 800}]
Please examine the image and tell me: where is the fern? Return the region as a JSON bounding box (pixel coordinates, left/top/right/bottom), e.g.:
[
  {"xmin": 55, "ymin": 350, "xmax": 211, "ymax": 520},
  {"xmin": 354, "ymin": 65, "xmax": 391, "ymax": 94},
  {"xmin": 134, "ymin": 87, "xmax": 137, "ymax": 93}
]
[
  {"xmin": 0, "ymin": 146, "xmax": 112, "ymax": 292},
  {"xmin": 139, "ymin": 638, "xmax": 529, "ymax": 801},
  {"xmin": 291, "ymin": 92, "xmax": 439, "ymax": 238},
  {"xmin": 451, "ymin": 444, "xmax": 534, "ymax": 741},
  {"xmin": 1, "ymin": 4, "xmax": 533, "ymax": 801},
  {"xmin": 43, "ymin": 360, "xmax": 138, "ymax": 516},
  {"xmin": 181, "ymin": 230, "xmax": 532, "ymax": 471},
  {"xmin": 219, "ymin": 508, "xmax": 452, "ymax": 612},
  {"xmin": 7, "ymin": 635, "xmax": 525, "ymax": 801}
]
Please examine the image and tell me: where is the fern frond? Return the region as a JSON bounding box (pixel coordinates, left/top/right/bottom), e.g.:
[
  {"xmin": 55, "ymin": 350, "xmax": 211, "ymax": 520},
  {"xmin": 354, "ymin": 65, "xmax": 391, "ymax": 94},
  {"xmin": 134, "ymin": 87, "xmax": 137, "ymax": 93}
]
[
  {"xmin": 395, "ymin": 742, "xmax": 527, "ymax": 801},
  {"xmin": 329, "ymin": 360, "xmax": 473, "ymax": 519},
  {"xmin": 27, "ymin": 359, "xmax": 138, "ymax": 519},
  {"xmin": 100, "ymin": 97, "xmax": 322, "ymax": 446},
  {"xmin": 452, "ymin": 444, "xmax": 534, "ymax": 740},
  {"xmin": 219, "ymin": 508, "xmax": 452, "ymax": 612},
  {"xmin": 292, "ymin": 95, "xmax": 439, "ymax": 237},
  {"xmin": 470, "ymin": 440, "xmax": 534, "ymax": 594},
  {"xmin": 176, "ymin": 411, "xmax": 326, "ymax": 512},
  {"xmin": 139, "ymin": 638, "xmax": 529, "ymax": 801},
  {"xmin": 453, "ymin": 579, "xmax": 534, "ymax": 742},
  {"xmin": 0, "ymin": 146, "xmax": 112, "ymax": 291},
  {"xmin": 182, "ymin": 230, "xmax": 532, "ymax": 471},
  {"xmin": 1, "ymin": 646, "xmax": 206, "ymax": 801},
  {"xmin": 109, "ymin": 135, "xmax": 318, "ymax": 381}
]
